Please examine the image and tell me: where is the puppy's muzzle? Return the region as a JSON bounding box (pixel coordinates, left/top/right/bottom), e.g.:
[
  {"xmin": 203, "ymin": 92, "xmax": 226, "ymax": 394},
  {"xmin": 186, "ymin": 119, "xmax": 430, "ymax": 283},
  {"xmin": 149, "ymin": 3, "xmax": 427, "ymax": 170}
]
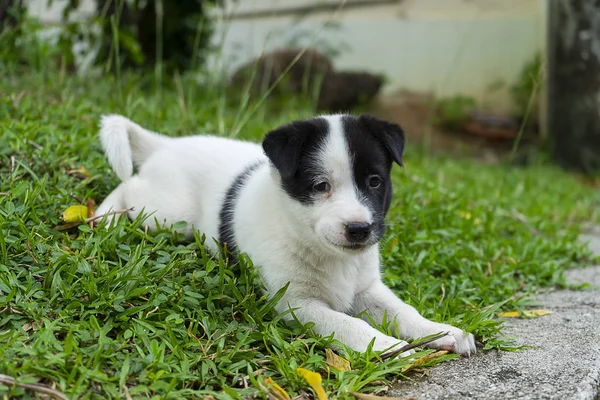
[{"xmin": 345, "ymin": 222, "xmax": 372, "ymax": 244}]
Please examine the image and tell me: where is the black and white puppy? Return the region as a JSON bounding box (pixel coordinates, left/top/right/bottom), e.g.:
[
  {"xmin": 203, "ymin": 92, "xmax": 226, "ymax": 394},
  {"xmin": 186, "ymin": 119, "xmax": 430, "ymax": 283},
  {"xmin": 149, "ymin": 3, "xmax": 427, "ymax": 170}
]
[{"xmin": 96, "ymin": 114, "xmax": 476, "ymax": 356}]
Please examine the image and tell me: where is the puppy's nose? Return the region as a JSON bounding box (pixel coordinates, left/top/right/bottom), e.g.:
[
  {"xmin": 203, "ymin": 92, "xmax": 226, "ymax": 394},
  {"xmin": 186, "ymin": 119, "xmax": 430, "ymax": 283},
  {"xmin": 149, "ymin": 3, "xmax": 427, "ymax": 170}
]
[{"xmin": 345, "ymin": 222, "xmax": 372, "ymax": 243}]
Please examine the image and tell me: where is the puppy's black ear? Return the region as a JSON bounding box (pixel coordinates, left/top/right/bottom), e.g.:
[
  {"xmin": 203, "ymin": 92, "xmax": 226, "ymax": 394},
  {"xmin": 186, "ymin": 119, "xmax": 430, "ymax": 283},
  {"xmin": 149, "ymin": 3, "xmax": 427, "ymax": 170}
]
[
  {"xmin": 359, "ymin": 115, "xmax": 405, "ymax": 166},
  {"xmin": 262, "ymin": 122, "xmax": 310, "ymax": 179}
]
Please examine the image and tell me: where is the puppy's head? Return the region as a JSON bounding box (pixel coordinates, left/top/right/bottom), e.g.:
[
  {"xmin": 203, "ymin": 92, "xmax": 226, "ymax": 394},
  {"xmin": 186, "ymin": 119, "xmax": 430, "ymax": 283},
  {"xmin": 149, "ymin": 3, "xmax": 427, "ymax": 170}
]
[{"xmin": 262, "ymin": 114, "xmax": 404, "ymax": 254}]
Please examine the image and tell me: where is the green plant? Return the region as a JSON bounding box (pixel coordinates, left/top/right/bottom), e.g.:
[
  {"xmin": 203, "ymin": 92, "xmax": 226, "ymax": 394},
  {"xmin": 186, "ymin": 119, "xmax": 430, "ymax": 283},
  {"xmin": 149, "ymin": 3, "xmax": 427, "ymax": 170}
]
[
  {"xmin": 511, "ymin": 53, "xmax": 542, "ymax": 116},
  {"xmin": 50, "ymin": 0, "xmax": 227, "ymax": 73},
  {"xmin": 433, "ymin": 95, "xmax": 478, "ymax": 131},
  {"xmin": 0, "ymin": 0, "xmax": 28, "ymax": 64}
]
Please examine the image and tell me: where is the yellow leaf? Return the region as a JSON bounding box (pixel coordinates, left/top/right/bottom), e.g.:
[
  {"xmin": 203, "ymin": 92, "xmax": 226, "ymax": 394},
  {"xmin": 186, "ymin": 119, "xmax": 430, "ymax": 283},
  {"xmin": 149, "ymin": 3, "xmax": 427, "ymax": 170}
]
[
  {"xmin": 402, "ymin": 350, "xmax": 448, "ymax": 373},
  {"xmin": 325, "ymin": 349, "xmax": 351, "ymax": 372},
  {"xmin": 458, "ymin": 211, "xmax": 472, "ymax": 220},
  {"xmin": 412, "ymin": 350, "xmax": 449, "ymax": 367},
  {"xmin": 263, "ymin": 377, "xmax": 290, "ymax": 400},
  {"xmin": 62, "ymin": 205, "xmax": 89, "ymax": 223},
  {"xmin": 498, "ymin": 309, "xmax": 553, "ymax": 318},
  {"xmin": 296, "ymin": 368, "xmax": 328, "ymax": 400},
  {"xmin": 349, "ymin": 392, "xmax": 416, "ymax": 400},
  {"xmin": 66, "ymin": 166, "xmax": 92, "ymax": 179},
  {"xmin": 458, "ymin": 211, "xmax": 481, "ymax": 225}
]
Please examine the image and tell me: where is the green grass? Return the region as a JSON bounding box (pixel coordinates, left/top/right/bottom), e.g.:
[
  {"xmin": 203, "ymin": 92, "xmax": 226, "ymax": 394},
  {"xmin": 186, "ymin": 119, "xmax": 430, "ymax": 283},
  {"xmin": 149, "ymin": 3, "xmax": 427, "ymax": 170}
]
[{"xmin": 0, "ymin": 63, "xmax": 599, "ymax": 399}]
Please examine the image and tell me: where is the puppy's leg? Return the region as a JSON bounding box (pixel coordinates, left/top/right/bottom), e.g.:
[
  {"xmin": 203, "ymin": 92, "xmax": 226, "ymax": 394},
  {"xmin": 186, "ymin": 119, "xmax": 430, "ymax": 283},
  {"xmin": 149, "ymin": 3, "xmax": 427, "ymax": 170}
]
[
  {"xmin": 95, "ymin": 183, "xmax": 128, "ymax": 226},
  {"xmin": 286, "ymin": 299, "xmax": 413, "ymax": 356},
  {"xmin": 353, "ymin": 281, "xmax": 476, "ymax": 356}
]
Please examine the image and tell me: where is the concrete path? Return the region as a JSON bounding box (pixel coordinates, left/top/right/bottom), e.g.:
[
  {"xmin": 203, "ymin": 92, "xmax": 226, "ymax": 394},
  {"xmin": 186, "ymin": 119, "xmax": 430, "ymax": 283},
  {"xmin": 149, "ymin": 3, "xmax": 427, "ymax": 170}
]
[{"xmin": 390, "ymin": 235, "xmax": 600, "ymax": 400}]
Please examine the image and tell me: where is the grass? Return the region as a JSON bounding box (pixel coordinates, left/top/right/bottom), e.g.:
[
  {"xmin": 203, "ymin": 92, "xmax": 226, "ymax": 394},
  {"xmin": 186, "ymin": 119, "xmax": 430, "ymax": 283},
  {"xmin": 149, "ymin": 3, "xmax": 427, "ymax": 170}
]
[{"xmin": 1, "ymin": 49, "xmax": 599, "ymax": 399}]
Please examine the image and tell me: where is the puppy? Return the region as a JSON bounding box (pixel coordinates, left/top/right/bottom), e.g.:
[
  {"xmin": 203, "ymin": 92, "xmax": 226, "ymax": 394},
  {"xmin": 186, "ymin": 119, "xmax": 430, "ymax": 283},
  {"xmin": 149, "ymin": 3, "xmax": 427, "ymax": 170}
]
[{"xmin": 96, "ymin": 114, "xmax": 476, "ymax": 357}]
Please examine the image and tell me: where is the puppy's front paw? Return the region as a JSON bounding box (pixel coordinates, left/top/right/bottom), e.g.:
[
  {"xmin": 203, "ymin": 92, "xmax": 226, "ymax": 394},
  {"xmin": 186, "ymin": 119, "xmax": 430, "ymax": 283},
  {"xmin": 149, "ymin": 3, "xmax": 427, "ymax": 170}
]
[{"xmin": 428, "ymin": 324, "xmax": 476, "ymax": 357}]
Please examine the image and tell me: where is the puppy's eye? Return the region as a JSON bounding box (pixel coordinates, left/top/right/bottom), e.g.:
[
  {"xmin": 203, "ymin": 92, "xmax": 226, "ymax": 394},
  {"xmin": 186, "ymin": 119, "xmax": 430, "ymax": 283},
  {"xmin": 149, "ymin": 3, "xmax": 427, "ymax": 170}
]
[
  {"xmin": 313, "ymin": 181, "xmax": 331, "ymax": 192},
  {"xmin": 368, "ymin": 175, "xmax": 383, "ymax": 189}
]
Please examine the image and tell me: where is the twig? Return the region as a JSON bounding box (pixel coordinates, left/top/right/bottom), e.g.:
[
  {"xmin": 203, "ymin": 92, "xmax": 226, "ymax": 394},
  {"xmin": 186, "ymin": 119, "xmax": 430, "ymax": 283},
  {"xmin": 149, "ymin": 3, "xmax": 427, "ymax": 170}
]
[
  {"xmin": 26, "ymin": 240, "xmax": 39, "ymax": 264},
  {"xmin": 28, "ymin": 140, "xmax": 43, "ymax": 150},
  {"xmin": 0, "ymin": 374, "xmax": 68, "ymax": 400},
  {"xmin": 54, "ymin": 208, "xmax": 133, "ymax": 232},
  {"xmin": 86, "ymin": 208, "xmax": 133, "ymax": 224},
  {"xmin": 145, "ymin": 306, "xmax": 159, "ymax": 318},
  {"xmin": 510, "ymin": 208, "xmax": 541, "ymax": 236},
  {"xmin": 0, "ymin": 192, "xmax": 8, "ymax": 196},
  {"xmin": 69, "ymin": 193, "xmax": 84, "ymax": 204},
  {"xmin": 123, "ymin": 384, "xmax": 132, "ymax": 400},
  {"xmin": 375, "ymin": 331, "xmax": 450, "ymax": 362}
]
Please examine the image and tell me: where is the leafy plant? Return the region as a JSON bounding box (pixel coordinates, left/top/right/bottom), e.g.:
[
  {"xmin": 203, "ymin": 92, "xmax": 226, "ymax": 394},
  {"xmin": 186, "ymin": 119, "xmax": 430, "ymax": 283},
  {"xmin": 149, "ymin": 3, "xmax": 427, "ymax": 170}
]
[
  {"xmin": 510, "ymin": 53, "xmax": 542, "ymax": 116},
  {"xmin": 433, "ymin": 95, "xmax": 478, "ymax": 131}
]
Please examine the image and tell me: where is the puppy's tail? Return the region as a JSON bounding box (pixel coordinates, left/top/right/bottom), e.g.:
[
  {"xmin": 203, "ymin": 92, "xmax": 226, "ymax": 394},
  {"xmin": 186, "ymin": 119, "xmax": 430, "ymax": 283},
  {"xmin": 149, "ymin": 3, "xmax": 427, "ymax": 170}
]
[{"xmin": 99, "ymin": 114, "xmax": 167, "ymax": 181}]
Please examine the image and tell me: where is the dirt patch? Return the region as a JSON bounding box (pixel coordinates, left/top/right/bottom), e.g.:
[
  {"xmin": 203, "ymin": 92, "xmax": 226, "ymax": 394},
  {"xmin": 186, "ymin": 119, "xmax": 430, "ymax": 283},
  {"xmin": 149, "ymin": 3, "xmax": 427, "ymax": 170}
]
[{"xmin": 368, "ymin": 90, "xmax": 526, "ymax": 164}]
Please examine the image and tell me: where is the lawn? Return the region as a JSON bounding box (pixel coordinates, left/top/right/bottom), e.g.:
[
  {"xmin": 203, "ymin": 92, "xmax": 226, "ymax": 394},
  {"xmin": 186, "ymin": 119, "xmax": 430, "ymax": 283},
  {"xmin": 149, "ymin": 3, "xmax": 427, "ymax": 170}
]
[{"xmin": 0, "ymin": 65, "xmax": 598, "ymax": 399}]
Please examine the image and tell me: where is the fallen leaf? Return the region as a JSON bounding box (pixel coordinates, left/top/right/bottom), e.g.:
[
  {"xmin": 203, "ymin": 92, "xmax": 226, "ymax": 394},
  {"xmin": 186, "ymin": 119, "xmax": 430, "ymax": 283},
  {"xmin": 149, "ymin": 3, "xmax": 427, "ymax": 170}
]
[
  {"xmin": 263, "ymin": 377, "xmax": 291, "ymax": 400},
  {"xmin": 349, "ymin": 392, "xmax": 415, "ymax": 400},
  {"xmin": 458, "ymin": 211, "xmax": 472, "ymax": 220},
  {"xmin": 66, "ymin": 166, "xmax": 92, "ymax": 179},
  {"xmin": 498, "ymin": 309, "xmax": 553, "ymax": 318},
  {"xmin": 87, "ymin": 198, "xmax": 96, "ymax": 218},
  {"xmin": 62, "ymin": 205, "xmax": 89, "ymax": 223},
  {"xmin": 325, "ymin": 349, "xmax": 351, "ymax": 372},
  {"xmin": 87, "ymin": 198, "xmax": 96, "ymax": 228},
  {"xmin": 22, "ymin": 321, "xmax": 40, "ymax": 332},
  {"xmin": 402, "ymin": 350, "xmax": 448, "ymax": 372},
  {"xmin": 295, "ymin": 368, "xmax": 328, "ymax": 400}
]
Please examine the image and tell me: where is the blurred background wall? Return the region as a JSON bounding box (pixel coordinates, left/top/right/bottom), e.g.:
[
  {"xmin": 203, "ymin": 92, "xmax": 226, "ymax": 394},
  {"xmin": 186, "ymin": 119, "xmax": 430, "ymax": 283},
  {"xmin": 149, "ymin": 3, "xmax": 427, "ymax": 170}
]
[
  {"xmin": 27, "ymin": 0, "xmax": 546, "ymax": 113},
  {"xmin": 211, "ymin": 0, "xmax": 546, "ymax": 113}
]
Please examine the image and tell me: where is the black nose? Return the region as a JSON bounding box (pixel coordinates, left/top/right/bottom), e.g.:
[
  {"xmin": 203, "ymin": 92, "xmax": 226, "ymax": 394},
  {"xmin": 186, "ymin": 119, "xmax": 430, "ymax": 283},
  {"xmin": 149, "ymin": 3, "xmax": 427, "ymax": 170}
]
[{"xmin": 345, "ymin": 222, "xmax": 372, "ymax": 243}]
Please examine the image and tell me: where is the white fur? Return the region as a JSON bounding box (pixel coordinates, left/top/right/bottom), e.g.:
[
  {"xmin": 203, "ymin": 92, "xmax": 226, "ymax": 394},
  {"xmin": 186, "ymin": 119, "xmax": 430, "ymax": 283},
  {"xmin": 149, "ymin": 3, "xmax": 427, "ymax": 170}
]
[{"xmin": 96, "ymin": 114, "xmax": 476, "ymax": 357}]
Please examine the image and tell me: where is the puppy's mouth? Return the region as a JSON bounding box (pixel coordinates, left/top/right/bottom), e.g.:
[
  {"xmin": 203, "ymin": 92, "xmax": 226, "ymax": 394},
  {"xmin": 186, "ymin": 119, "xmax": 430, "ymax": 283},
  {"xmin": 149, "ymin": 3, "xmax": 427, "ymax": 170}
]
[
  {"xmin": 329, "ymin": 240, "xmax": 378, "ymax": 252},
  {"xmin": 341, "ymin": 243, "xmax": 368, "ymax": 251}
]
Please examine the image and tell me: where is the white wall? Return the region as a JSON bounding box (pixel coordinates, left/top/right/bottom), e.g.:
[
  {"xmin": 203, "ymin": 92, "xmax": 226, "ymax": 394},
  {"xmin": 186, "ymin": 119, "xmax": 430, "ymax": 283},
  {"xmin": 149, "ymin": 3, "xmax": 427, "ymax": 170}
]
[
  {"xmin": 27, "ymin": 0, "xmax": 95, "ymax": 23},
  {"xmin": 26, "ymin": 0, "xmax": 547, "ymax": 111}
]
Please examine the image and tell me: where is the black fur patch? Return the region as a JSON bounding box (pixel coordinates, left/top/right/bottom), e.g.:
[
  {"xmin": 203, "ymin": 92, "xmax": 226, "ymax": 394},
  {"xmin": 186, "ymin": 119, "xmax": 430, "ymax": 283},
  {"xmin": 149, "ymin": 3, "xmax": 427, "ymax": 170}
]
[
  {"xmin": 342, "ymin": 115, "xmax": 405, "ymax": 242},
  {"xmin": 218, "ymin": 161, "xmax": 265, "ymax": 262},
  {"xmin": 262, "ymin": 117, "xmax": 329, "ymax": 205}
]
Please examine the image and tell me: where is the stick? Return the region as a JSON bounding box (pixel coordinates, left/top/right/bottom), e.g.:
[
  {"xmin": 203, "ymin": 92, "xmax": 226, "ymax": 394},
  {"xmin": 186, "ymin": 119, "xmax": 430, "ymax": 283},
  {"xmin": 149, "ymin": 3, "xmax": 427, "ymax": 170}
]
[
  {"xmin": 375, "ymin": 331, "xmax": 450, "ymax": 362},
  {"xmin": 0, "ymin": 374, "xmax": 69, "ymax": 400},
  {"xmin": 86, "ymin": 208, "xmax": 133, "ymax": 224}
]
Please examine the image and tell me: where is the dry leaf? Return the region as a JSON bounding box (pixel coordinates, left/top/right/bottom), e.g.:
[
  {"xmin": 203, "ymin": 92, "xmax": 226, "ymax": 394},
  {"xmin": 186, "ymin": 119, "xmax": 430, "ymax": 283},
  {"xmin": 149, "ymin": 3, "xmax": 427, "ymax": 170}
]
[
  {"xmin": 349, "ymin": 392, "xmax": 415, "ymax": 400},
  {"xmin": 263, "ymin": 377, "xmax": 291, "ymax": 400},
  {"xmin": 22, "ymin": 321, "xmax": 40, "ymax": 332},
  {"xmin": 402, "ymin": 350, "xmax": 448, "ymax": 372},
  {"xmin": 498, "ymin": 309, "xmax": 552, "ymax": 318},
  {"xmin": 325, "ymin": 349, "xmax": 351, "ymax": 372},
  {"xmin": 87, "ymin": 198, "xmax": 96, "ymax": 218},
  {"xmin": 62, "ymin": 205, "xmax": 89, "ymax": 223},
  {"xmin": 66, "ymin": 166, "xmax": 92, "ymax": 179},
  {"xmin": 295, "ymin": 368, "xmax": 328, "ymax": 400},
  {"xmin": 87, "ymin": 198, "xmax": 96, "ymax": 228}
]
